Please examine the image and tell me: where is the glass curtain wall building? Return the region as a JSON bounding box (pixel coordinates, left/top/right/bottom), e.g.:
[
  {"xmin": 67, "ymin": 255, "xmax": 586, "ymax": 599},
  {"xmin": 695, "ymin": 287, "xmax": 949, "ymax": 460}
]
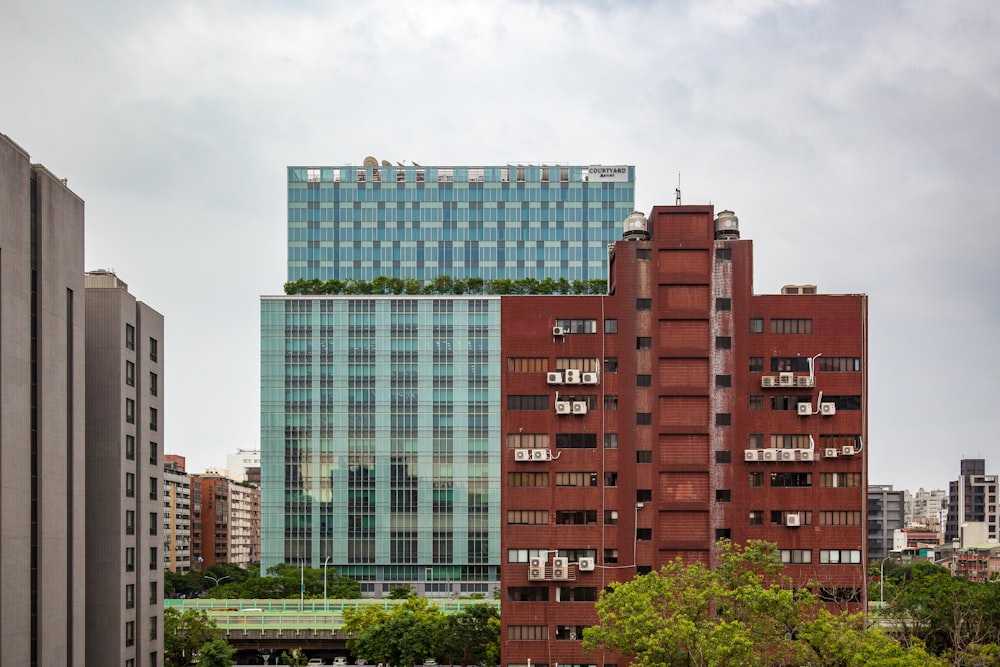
[{"xmin": 263, "ymin": 162, "xmax": 634, "ymax": 596}]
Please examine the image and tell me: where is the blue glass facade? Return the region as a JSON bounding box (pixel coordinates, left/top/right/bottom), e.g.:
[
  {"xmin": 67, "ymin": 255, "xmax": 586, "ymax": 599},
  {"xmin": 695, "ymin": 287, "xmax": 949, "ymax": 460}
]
[
  {"xmin": 287, "ymin": 164, "xmax": 635, "ymax": 283},
  {"xmin": 264, "ymin": 163, "xmax": 633, "ymax": 596}
]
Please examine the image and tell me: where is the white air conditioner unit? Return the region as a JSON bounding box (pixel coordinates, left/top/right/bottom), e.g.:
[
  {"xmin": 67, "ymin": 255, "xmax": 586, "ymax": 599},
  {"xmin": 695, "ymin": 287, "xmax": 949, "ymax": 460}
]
[
  {"xmin": 552, "ymin": 326, "xmax": 565, "ymax": 336},
  {"xmin": 552, "ymin": 557, "xmax": 569, "ymax": 580},
  {"xmin": 761, "ymin": 376, "xmax": 777, "ymax": 388},
  {"xmin": 795, "ymin": 375, "xmax": 815, "ymax": 388},
  {"xmin": 564, "ymin": 369, "xmax": 581, "ymax": 384},
  {"xmin": 779, "ymin": 372, "xmax": 795, "ymax": 387},
  {"xmin": 785, "ymin": 513, "xmax": 802, "ymax": 527},
  {"xmin": 528, "ymin": 557, "xmax": 546, "ymax": 580},
  {"xmin": 529, "ymin": 448, "xmax": 550, "ymax": 461},
  {"xmin": 762, "ymin": 449, "xmax": 778, "ymax": 461},
  {"xmin": 797, "ymin": 450, "xmax": 815, "ymax": 462},
  {"xmin": 581, "ymin": 372, "xmax": 599, "ymax": 384},
  {"xmin": 514, "ymin": 449, "xmax": 530, "ymax": 461},
  {"xmin": 571, "ymin": 401, "xmax": 588, "ymax": 415},
  {"xmin": 780, "ymin": 449, "xmax": 796, "ymax": 461},
  {"xmin": 820, "ymin": 402, "xmax": 837, "ymax": 416},
  {"xmin": 555, "ymin": 401, "xmax": 571, "ymax": 414},
  {"xmin": 824, "ymin": 448, "xmax": 839, "ymax": 458},
  {"xmin": 797, "ymin": 403, "xmax": 813, "ymax": 416},
  {"xmin": 841, "ymin": 445, "xmax": 856, "ymax": 456},
  {"xmin": 577, "ymin": 557, "xmax": 595, "ymax": 572},
  {"xmin": 546, "ymin": 372, "xmax": 564, "ymax": 384},
  {"xmin": 745, "ymin": 449, "xmax": 762, "ymax": 462}
]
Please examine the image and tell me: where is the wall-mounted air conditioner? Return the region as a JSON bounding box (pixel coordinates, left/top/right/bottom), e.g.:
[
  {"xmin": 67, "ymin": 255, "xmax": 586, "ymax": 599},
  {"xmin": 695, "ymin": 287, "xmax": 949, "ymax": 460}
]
[
  {"xmin": 555, "ymin": 401, "xmax": 571, "ymax": 414},
  {"xmin": 552, "ymin": 326, "xmax": 565, "ymax": 336},
  {"xmin": 841, "ymin": 445, "xmax": 856, "ymax": 456},
  {"xmin": 797, "ymin": 403, "xmax": 813, "ymax": 416},
  {"xmin": 797, "ymin": 450, "xmax": 815, "ymax": 462},
  {"xmin": 820, "ymin": 402, "xmax": 837, "ymax": 416},
  {"xmin": 528, "ymin": 557, "xmax": 546, "ymax": 580},
  {"xmin": 761, "ymin": 376, "xmax": 777, "ymax": 388},
  {"xmin": 529, "ymin": 449, "xmax": 550, "ymax": 461},
  {"xmin": 745, "ymin": 450, "xmax": 762, "ymax": 462},
  {"xmin": 514, "ymin": 449, "xmax": 530, "ymax": 461},
  {"xmin": 779, "ymin": 372, "xmax": 795, "ymax": 386},
  {"xmin": 564, "ymin": 369, "xmax": 581, "ymax": 384},
  {"xmin": 780, "ymin": 449, "xmax": 796, "ymax": 461},
  {"xmin": 571, "ymin": 401, "xmax": 588, "ymax": 415},
  {"xmin": 762, "ymin": 449, "xmax": 778, "ymax": 461},
  {"xmin": 546, "ymin": 372, "xmax": 563, "ymax": 384},
  {"xmin": 581, "ymin": 372, "xmax": 599, "ymax": 384},
  {"xmin": 785, "ymin": 513, "xmax": 802, "ymax": 527},
  {"xmin": 824, "ymin": 448, "xmax": 839, "ymax": 458},
  {"xmin": 552, "ymin": 557, "xmax": 569, "ymax": 580},
  {"xmin": 795, "ymin": 376, "xmax": 815, "ymax": 388},
  {"xmin": 577, "ymin": 557, "xmax": 595, "ymax": 572}
]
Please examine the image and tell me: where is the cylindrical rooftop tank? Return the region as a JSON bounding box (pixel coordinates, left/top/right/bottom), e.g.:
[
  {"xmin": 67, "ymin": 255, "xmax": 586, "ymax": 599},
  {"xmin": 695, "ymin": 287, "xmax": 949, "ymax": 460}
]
[
  {"xmin": 714, "ymin": 210, "xmax": 740, "ymax": 240},
  {"xmin": 622, "ymin": 211, "xmax": 650, "ymax": 241}
]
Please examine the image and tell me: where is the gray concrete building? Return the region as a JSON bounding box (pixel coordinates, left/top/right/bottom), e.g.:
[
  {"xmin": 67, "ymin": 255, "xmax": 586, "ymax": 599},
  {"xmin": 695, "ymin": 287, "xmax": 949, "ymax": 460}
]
[
  {"xmin": 946, "ymin": 458, "xmax": 999, "ymax": 544},
  {"xmin": 164, "ymin": 458, "xmax": 192, "ymax": 574},
  {"xmin": 85, "ymin": 270, "xmax": 164, "ymax": 667},
  {"xmin": 0, "ymin": 133, "xmax": 87, "ymax": 666},
  {"xmin": 868, "ymin": 484, "xmax": 905, "ymax": 562}
]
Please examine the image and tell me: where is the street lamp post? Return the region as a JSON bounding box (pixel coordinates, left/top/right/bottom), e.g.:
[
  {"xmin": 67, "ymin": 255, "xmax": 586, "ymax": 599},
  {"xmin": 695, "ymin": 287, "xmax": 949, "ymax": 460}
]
[
  {"xmin": 300, "ymin": 557, "xmax": 305, "ymax": 612},
  {"xmin": 323, "ymin": 556, "xmax": 333, "ymax": 611},
  {"xmin": 879, "ymin": 554, "xmax": 894, "ymax": 606},
  {"xmin": 205, "ymin": 574, "xmax": 231, "ymax": 588}
]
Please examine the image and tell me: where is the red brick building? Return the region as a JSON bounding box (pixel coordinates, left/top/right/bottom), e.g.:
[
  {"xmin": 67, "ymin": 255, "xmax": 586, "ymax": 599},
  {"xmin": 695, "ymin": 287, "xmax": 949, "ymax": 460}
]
[{"xmin": 500, "ymin": 205, "xmax": 868, "ymax": 667}]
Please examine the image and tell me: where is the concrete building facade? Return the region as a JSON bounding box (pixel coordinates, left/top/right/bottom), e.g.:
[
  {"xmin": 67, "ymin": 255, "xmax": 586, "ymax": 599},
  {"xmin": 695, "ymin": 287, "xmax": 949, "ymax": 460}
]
[
  {"xmin": 868, "ymin": 485, "xmax": 905, "ymax": 562},
  {"xmin": 84, "ymin": 270, "xmax": 165, "ymax": 667},
  {"xmin": 499, "ymin": 205, "xmax": 868, "ymax": 666},
  {"xmin": 0, "ymin": 132, "xmax": 87, "ymax": 666},
  {"xmin": 191, "ymin": 473, "xmax": 260, "ymax": 569},
  {"xmin": 164, "ymin": 457, "xmax": 192, "ymax": 573},
  {"xmin": 945, "ymin": 459, "xmax": 999, "ymax": 544}
]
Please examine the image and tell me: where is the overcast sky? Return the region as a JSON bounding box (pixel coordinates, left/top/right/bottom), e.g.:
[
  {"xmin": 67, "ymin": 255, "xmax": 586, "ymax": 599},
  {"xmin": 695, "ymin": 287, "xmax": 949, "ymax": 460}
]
[{"xmin": 3, "ymin": 0, "xmax": 997, "ymax": 493}]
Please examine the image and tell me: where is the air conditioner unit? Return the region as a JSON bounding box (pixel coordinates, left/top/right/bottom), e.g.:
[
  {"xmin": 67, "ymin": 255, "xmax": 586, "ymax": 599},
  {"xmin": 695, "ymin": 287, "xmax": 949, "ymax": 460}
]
[
  {"xmin": 564, "ymin": 369, "xmax": 581, "ymax": 384},
  {"xmin": 779, "ymin": 372, "xmax": 795, "ymax": 387},
  {"xmin": 761, "ymin": 376, "xmax": 777, "ymax": 388},
  {"xmin": 581, "ymin": 372, "xmax": 599, "ymax": 384},
  {"xmin": 797, "ymin": 403, "xmax": 813, "ymax": 416},
  {"xmin": 552, "ymin": 557, "xmax": 569, "ymax": 580},
  {"xmin": 552, "ymin": 326, "xmax": 565, "ymax": 336},
  {"xmin": 824, "ymin": 448, "xmax": 839, "ymax": 458},
  {"xmin": 841, "ymin": 445, "xmax": 856, "ymax": 456},
  {"xmin": 797, "ymin": 450, "xmax": 815, "ymax": 462},
  {"xmin": 762, "ymin": 449, "xmax": 778, "ymax": 461},
  {"xmin": 571, "ymin": 401, "xmax": 588, "ymax": 415},
  {"xmin": 546, "ymin": 372, "xmax": 563, "ymax": 384},
  {"xmin": 514, "ymin": 449, "xmax": 530, "ymax": 461},
  {"xmin": 530, "ymin": 556, "xmax": 545, "ymax": 568},
  {"xmin": 528, "ymin": 557, "xmax": 546, "ymax": 580},
  {"xmin": 785, "ymin": 513, "xmax": 802, "ymax": 527},
  {"xmin": 820, "ymin": 402, "xmax": 837, "ymax": 416},
  {"xmin": 555, "ymin": 401, "xmax": 571, "ymax": 414},
  {"xmin": 744, "ymin": 449, "xmax": 762, "ymax": 462},
  {"xmin": 795, "ymin": 375, "xmax": 815, "ymax": 388},
  {"xmin": 780, "ymin": 449, "xmax": 796, "ymax": 461},
  {"xmin": 578, "ymin": 557, "xmax": 595, "ymax": 572},
  {"xmin": 530, "ymin": 449, "xmax": 550, "ymax": 461}
]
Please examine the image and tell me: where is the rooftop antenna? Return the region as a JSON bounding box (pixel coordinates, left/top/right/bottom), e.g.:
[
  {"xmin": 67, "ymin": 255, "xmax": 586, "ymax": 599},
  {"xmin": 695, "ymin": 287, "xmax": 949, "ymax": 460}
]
[{"xmin": 675, "ymin": 173, "xmax": 682, "ymax": 205}]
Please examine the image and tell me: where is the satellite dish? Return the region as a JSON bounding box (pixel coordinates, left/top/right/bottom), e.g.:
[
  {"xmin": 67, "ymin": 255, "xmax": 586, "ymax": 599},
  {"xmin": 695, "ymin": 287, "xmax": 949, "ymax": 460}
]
[
  {"xmin": 363, "ymin": 156, "xmax": 378, "ymax": 167},
  {"xmin": 381, "ymin": 160, "xmax": 391, "ymax": 167}
]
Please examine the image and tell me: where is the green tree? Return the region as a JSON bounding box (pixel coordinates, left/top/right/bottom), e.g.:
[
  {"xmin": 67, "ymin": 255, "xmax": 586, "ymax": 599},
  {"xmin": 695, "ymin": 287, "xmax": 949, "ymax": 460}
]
[
  {"xmin": 279, "ymin": 647, "xmax": 308, "ymax": 666},
  {"xmin": 164, "ymin": 608, "xmax": 227, "ymax": 667},
  {"xmin": 440, "ymin": 604, "xmax": 501, "ymax": 667},
  {"xmin": 194, "ymin": 638, "xmax": 237, "ymax": 667},
  {"xmin": 387, "ymin": 585, "xmax": 415, "ymax": 599},
  {"xmin": 345, "ymin": 597, "xmax": 445, "ymax": 666}
]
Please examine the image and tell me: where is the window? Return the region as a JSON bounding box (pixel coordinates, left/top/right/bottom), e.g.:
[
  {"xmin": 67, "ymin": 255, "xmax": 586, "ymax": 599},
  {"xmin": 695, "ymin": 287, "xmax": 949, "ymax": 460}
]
[
  {"xmin": 555, "ymin": 319, "xmax": 598, "ymax": 334},
  {"xmin": 508, "ymin": 587, "xmax": 548, "ymax": 602},
  {"xmin": 716, "ymin": 374, "xmax": 731, "ymax": 388},
  {"xmin": 125, "ymin": 472, "xmax": 135, "ymax": 498},
  {"xmin": 820, "ymin": 472, "xmax": 862, "ymax": 488},
  {"xmin": 715, "ymin": 413, "xmax": 731, "ymax": 426},
  {"xmin": 636, "ymin": 337, "xmax": 651, "ymax": 350},
  {"xmin": 820, "ymin": 550, "xmax": 862, "ymax": 564},
  {"xmin": 604, "ymin": 510, "xmax": 618, "ymax": 525},
  {"xmin": 149, "ymin": 477, "xmax": 158, "ymax": 500},
  {"xmin": 555, "ymin": 625, "xmax": 587, "ymax": 640},
  {"xmin": 821, "ymin": 511, "xmax": 862, "ymax": 526},
  {"xmin": 150, "ymin": 407, "xmax": 158, "ymax": 431},
  {"xmin": 558, "ymin": 586, "xmax": 599, "ymax": 602},
  {"xmin": 636, "ymin": 413, "xmax": 652, "ymax": 425},
  {"xmin": 604, "ymin": 472, "xmax": 618, "ymax": 486},
  {"xmin": 771, "ymin": 319, "xmax": 812, "ymax": 334},
  {"xmin": 636, "ymin": 528, "xmax": 652, "ymax": 541},
  {"xmin": 508, "ymin": 625, "xmax": 548, "ymax": 641},
  {"xmin": 125, "ymin": 510, "xmax": 135, "ymax": 535},
  {"xmin": 604, "ymin": 357, "xmax": 618, "ymax": 372},
  {"xmin": 507, "ymin": 510, "xmax": 549, "ymax": 525},
  {"xmin": 507, "ymin": 433, "xmax": 550, "ymax": 449},
  {"xmin": 604, "ymin": 319, "xmax": 618, "ymax": 334},
  {"xmin": 125, "ymin": 547, "xmax": 135, "ymax": 572},
  {"xmin": 125, "ymin": 360, "xmax": 135, "ymax": 386},
  {"xmin": 772, "ymin": 510, "xmax": 811, "ymax": 525},
  {"xmin": 749, "ymin": 318, "xmax": 764, "ymax": 334},
  {"xmin": 771, "ymin": 434, "xmax": 811, "ymax": 449},
  {"xmin": 715, "ymin": 247, "xmax": 732, "ymax": 260},
  {"xmin": 716, "ymin": 298, "xmax": 732, "ymax": 311},
  {"xmin": 125, "ymin": 435, "xmax": 135, "ymax": 460},
  {"xmin": 820, "ymin": 435, "xmax": 861, "ymax": 450},
  {"xmin": 636, "ymin": 450, "xmax": 652, "ymax": 463},
  {"xmin": 507, "ymin": 357, "xmax": 548, "ymax": 373},
  {"xmin": 818, "ymin": 357, "xmax": 862, "ymax": 372},
  {"xmin": 604, "ymin": 548, "xmax": 618, "ymax": 563},
  {"xmin": 770, "ymin": 472, "xmax": 812, "ymax": 488},
  {"xmin": 507, "ymin": 472, "xmax": 549, "ymax": 487},
  {"xmin": 716, "ymin": 490, "xmax": 731, "ymax": 502},
  {"xmin": 637, "ymin": 248, "xmax": 651, "ymax": 260},
  {"xmin": 715, "ymin": 450, "xmax": 732, "ymax": 463},
  {"xmin": 749, "ymin": 434, "xmax": 765, "ymax": 448},
  {"xmin": 125, "ymin": 620, "xmax": 135, "ymax": 646},
  {"xmin": 637, "ymin": 489, "xmax": 652, "ymax": 502},
  {"xmin": 636, "ymin": 374, "xmax": 652, "ymax": 388},
  {"xmin": 149, "ymin": 337, "xmax": 158, "ymax": 361},
  {"xmin": 149, "ymin": 616, "xmax": 157, "ymax": 640},
  {"xmin": 823, "ymin": 395, "xmax": 862, "ymax": 411},
  {"xmin": 780, "ymin": 549, "xmax": 812, "ymax": 564},
  {"xmin": 149, "ymin": 441, "xmax": 158, "ymax": 464},
  {"xmin": 749, "ymin": 395, "xmax": 763, "ymax": 411},
  {"xmin": 149, "ymin": 581, "xmax": 158, "ymax": 604},
  {"xmin": 507, "ymin": 395, "xmax": 549, "ymax": 410},
  {"xmin": 770, "ymin": 396, "xmax": 806, "ymax": 411},
  {"xmin": 603, "ymin": 395, "xmax": 618, "ymax": 411},
  {"xmin": 748, "ymin": 472, "xmax": 764, "ymax": 488},
  {"xmin": 604, "ymin": 433, "xmax": 618, "ymax": 449},
  {"xmin": 556, "ymin": 433, "xmax": 598, "ymax": 449},
  {"xmin": 716, "ymin": 528, "xmax": 732, "ymax": 540},
  {"xmin": 149, "ymin": 372, "xmax": 158, "ymax": 396},
  {"xmin": 636, "ymin": 298, "xmax": 651, "ymax": 311},
  {"xmin": 556, "ymin": 510, "xmax": 597, "ymax": 525},
  {"xmin": 771, "ymin": 357, "xmax": 811, "ymax": 372},
  {"xmin": 507, "ymin": 548, "xmax": 547, "ymax": 563},
  {"xmin": 149, "ymin": 546, "xmax": 157, "ymax": 568},
  {"xmin": 749, "ymin": 510, "xmax": 764, "ymax": 526},
  {"xmin": 749, "ymin": 356, "xmax": 764, "ymax": 372},
  {"xmin": 715, "ymin": 336, "xmax": 732, "ymax": 349},
  {"xmin": 125, "ymin": 398, "xmax": 135, "ymax": 424},
  {"xmin": 554, "ymin": 357, "xmax": 602, "ymax": 372},
  {"xmin": 556, "ymin": 472, "xmax": 598, "ymax": 487},
  {"xmin": 149, "ymin": 512, "xmax": 158, "ymax": 535},
  {"xmin": 125, "ymin": 323, "xmax": 135, "ymax": 350},
  {"xmin": 125, "ymin": 584, "xmax": 135, "ymax": 609}
]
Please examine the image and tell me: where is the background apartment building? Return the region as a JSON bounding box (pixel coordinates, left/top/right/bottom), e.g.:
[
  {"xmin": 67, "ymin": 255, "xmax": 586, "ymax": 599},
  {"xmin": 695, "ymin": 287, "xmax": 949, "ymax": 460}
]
[
  {"xmin": 945, "ymin": 458, "xmax": 999, "ymax": 544},
  {"xmin": 164, "ymin": 456, "xmax": 192, "ymax": 573},
  {"xmin": 262, "ymin": 162, "xmax": 634, "ymax": 595},
  {"xmin": 191, "ymin": 473, "xmax": 261, "ymax": 569},
  {"xmin": 499, "ymin": 206, "xmax": 868, "ymax": 666},
  {"xmin": 0, "ymin": 132, "xmax": 87, "ymax": 666},
  {"xmin": 868, "ymin": 484, "xmax": 905, "ymax": 562},
  {"xmin": 85, "ymin": 270, "xmax": 164, "ymax": 667}
]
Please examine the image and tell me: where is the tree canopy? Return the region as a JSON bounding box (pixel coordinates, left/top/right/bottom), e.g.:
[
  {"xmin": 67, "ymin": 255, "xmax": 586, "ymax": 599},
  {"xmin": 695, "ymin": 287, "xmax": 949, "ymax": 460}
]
[
  {"xmin": 164, "ymin": 608, "xmax": 229, "ymax": 667},
  {"xmin": 284, "ymin": 275, "xmax": 608, "ymax": 297}
]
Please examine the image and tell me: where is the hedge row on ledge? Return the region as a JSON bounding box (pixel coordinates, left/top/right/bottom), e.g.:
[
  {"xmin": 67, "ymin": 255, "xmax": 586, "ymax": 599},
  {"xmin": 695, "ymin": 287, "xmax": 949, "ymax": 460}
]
[{"xmin": 284, "ymin": 276, "xmax": 608, "ymax": 296}]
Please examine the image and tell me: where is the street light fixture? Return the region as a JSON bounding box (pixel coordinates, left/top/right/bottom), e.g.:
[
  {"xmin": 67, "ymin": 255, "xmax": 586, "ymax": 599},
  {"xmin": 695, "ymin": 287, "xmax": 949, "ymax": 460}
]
[
  {"xmin": 205, "ymin": 574, "xmax": 231, "ymax": 588},
  {"xmin": 323, "ymin": 556, "xmax": 333, "ymax": 611}
]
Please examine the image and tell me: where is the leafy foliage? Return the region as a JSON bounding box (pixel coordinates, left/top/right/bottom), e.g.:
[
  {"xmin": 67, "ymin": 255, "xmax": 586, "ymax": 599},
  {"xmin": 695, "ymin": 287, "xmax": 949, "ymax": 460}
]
[
  {"xmin": 284, "ymin": 275, "xmax": 608, "ymax": 296},
  {"xmin": 279, "ymin": 647, "xmax": 308, "ymax": 666},
  {"xmin": 193, "ymin": 638, "xmax": 237, "ymax": 667},
  {"xmin": 200, "ymin": 563, "xmax": 360, "ymax": 600},
  {"xmin": 164, "ymin": 608, "xmax": 228, "ymax": 667}
]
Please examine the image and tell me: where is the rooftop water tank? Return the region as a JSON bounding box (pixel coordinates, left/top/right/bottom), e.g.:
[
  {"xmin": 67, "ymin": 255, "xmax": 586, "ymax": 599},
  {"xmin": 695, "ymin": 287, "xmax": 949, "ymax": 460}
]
[
  {"xmin": 622, "ymin": 211, "xmax": 650, "ymax": 241},
  {"xmin": 714, "ymin": 210, "xmax": 740, "ymax": 240}
]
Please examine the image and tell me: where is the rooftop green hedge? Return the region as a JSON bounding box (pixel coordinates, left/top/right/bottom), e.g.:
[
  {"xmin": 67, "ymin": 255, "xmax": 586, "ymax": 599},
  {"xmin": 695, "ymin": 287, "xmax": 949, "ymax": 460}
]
[{"xmin": 284, "ymin": 276, "xmax": 608, "ymax": 296}]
